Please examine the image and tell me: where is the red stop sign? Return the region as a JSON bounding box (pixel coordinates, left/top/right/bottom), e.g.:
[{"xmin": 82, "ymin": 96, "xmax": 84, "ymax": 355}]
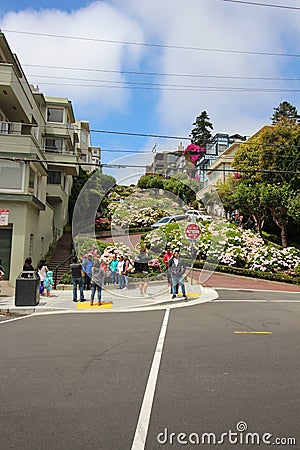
[{"xmin": 185, "ymin": 223, "xmax": 201, "ymax": 240}]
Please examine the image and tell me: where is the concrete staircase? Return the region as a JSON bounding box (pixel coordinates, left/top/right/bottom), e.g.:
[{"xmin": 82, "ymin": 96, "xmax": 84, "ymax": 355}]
[{"xmin": 48, "ymin": 233, "xmax": 73, "ymax": 284}]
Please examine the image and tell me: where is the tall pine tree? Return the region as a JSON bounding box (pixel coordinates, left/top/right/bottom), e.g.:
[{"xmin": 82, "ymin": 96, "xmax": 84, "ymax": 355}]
[
  {"xmin": 271, "ymin": 101, "xmax": 299, "ymax": 124},
  {"xmin": 190, "ymin": 111, "xmax": 213, "ymax": 147}
]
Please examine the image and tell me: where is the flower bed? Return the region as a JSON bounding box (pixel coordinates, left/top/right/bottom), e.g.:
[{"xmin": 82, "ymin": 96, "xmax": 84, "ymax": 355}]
[{"xmin": 142, "ymin": 220, "xmax": 300, "ymax": 279}]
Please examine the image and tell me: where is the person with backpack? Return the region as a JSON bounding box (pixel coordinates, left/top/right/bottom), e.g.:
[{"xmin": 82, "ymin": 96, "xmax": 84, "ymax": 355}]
[
  {"xmin": 90, "ymin": 259, "xmax": 105, "ymax": 306},
  {"xmin": 168, "ymin": 249, "xmax": 187, "ymax": 300}
]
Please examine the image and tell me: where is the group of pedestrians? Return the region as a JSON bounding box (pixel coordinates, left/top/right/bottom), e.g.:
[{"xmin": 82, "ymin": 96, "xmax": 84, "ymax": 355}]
[
  {"xmin": 21, "ymin": 256, "xmax": 53, "ymax": 297},
  {"xmin": 18, "ymin": 243, "xmax": 188, "ymax": 305},
  {"xmin": 70, "ymin": 252, "xmax": 135, "ymax": 305}
]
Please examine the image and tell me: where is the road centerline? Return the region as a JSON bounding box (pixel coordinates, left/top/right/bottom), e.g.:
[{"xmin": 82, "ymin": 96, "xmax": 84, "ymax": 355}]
[{"xmin": 131, "ymin": 308, "xmax": 170, "ymax": 450}]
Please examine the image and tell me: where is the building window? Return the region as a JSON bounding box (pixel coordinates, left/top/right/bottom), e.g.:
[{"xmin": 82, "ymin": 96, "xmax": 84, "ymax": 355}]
[
  {"xmin": 0, "ymin": 161, "xmax": 24, "ymax": 191},
  {"xmin": 45, "ymin": 138, "xmax": 63, "ymax": 153},
  {"xmin": 47, "ymin": 107, "xmax": 64, "ymax": 123},
  {"xmin": 40, "ymin": 237, "xmax": 44, "ymax": 258},
  {"xmin": 48, "ymin": 171, "xmax": 62, "ymax": 185},
  {"xmin": 29, "ymin": 234, "xmax": 34, "ymax": 257},
  {"xmin": 29, "ymin": 167, "xmax": 36, "ymax": 192}
]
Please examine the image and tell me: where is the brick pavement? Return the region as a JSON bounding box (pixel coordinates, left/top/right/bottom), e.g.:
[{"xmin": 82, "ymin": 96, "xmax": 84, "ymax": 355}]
[{"xmin": 194, "ymin": 269, "xmax": 300, "ymax": 292}]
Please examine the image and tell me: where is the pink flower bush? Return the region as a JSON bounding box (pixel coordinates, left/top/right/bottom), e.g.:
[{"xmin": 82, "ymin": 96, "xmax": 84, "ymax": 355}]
[
  {"xmin": 184, "ymin": 144, "xmax": 206, "ymax": 165},
  {"xmin": 95, "ymin": 217, "xmax": 110, "ymax": 231}
]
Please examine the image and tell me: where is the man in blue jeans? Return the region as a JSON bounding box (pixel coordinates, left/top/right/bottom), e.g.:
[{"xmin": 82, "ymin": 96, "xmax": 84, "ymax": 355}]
[
  {"xmin": 70, "ymin": 256, "xmax": 85, "ymax": 302},
  {"xmin": 168, "ymin": 249, "xmax": 187, "ymax": 300},
  {"xmin": 82, "ymin": 255, "xmax": 93, "ymax": 290}
]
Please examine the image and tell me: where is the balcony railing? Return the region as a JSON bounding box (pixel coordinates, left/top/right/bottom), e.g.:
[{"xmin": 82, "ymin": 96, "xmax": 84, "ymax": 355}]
[
  {"xmin": 44, "ymin": 146, "xmax": 75, "ymax": 155},
  {"xmin": 0, "ymin": 120, "xmax": 37, "ymax": 137}
]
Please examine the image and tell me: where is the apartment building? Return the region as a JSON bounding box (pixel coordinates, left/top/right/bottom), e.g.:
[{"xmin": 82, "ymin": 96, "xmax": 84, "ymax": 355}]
[
  {"xmin": 0, "ymin": 32, "xmax": 94, "ymax": 285},
  {"xmin": 75, "ymin": 120, "xmax": 101, "ymax": 172},
  {"xmin": 145, "ymin": 143, "xmax": 187, "ymax": 177},
  {"xmin": 196, "ymin": 133, "xmax": 247, "ymax": 183}
]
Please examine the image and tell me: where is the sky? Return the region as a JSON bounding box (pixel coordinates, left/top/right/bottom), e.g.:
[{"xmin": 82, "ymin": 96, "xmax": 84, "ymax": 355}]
[{"xmin": 1, "ymin": 0, "xmax": 300, "ymax": 184}]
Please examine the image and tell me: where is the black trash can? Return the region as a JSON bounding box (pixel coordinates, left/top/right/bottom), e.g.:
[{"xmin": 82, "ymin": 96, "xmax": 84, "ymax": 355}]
[{"xmin": 15, "ymin": 271, "xmax": 40, "ymax": 306}]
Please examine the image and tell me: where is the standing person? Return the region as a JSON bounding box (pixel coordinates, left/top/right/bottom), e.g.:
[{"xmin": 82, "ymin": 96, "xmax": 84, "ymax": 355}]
[
  {"xmin": 163, "ymin": 244, "xmax": 174, "ymax": 294},
  {"xmin": 90, "ymin": 260, "xmax": 105, "ymax": 306},
  {"xmin": 70, "ymin": 256, "xmax": 85, "ymax": 303},
  {"xmin": 23, "ymin": 257, "xmax": 34, "ymax": 271},
  {"xmin": 168, "ymin": 249, "xmax": 187, "ymax": 300},
  {"xmin": 134, "ymin": 248, "xmax": 151, "ymax": 296},
  {"xmin": 82, "ymin": 255, "xmax": 93, "ymax": 290},
  {"xmin": 109, "ymin": 254, "xmax": 118, "ymax": 285},
  {"xmin": 117, "ymin": 255, "xmax": 125, "ymax": 289},
  {"xmin": 44, "ymin": 270, "xmax": 54, "ymax": 297},
  {"xmin": 122, "ymin": 254, "xmax": 130, "ymax": 290},
  {"xmin": 38, "ymin": 259, "xmax": 48, "ymax": 296}
]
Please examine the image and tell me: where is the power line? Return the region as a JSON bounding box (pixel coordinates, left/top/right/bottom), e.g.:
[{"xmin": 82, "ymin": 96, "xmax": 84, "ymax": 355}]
[
  {"xmin": 89, "ymin": 129, "xmax": 190, "ymax": 140},
  {"xmin": 30, "ymin": 80, "xmax": 300, "ymax": 93},
  {"xmin": 24, "ymin": 63, "xmax": 300, "ymax": 82},
  {"xmin": 222, "ymin": 0, "xmax": 300, "ymax": 10},
  {"xmin": 3, "ymin": 28, "xmax": 300, "ymax": 58},
  {"xmin": 27, "ymin": 73, "xmax": 300, "ymax": 91},
  {"xmin": 3, "ymin": 140, "xmax": 300, "ymax": 158},
  {"xmin": 1, "ymin": 155, "xmax": 300, "ymax": 174}
]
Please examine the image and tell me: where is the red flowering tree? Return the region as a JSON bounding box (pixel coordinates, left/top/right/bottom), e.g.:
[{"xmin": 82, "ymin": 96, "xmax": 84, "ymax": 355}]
[{"xmin": 184, "ymin": 144, "xmax": 206, "ymax": 165}]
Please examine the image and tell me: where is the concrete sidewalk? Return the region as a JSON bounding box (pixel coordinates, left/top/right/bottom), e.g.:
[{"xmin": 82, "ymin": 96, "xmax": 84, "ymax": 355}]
[{"xmin": 0, "ymin": 279, "xmax": 215, "ymax": 314}]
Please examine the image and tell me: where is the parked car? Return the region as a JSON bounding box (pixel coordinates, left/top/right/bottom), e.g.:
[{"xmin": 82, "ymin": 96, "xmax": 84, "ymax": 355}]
[
  {"xmin": 151, "ymin": 214, "xmax": 187, "ymax": 229},
  {"xmin": 186, "ymin": 210, "xmax": 212, "ymax": 221}
]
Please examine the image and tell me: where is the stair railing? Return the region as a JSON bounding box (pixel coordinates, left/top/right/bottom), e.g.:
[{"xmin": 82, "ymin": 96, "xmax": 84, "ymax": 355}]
[{"xmin": 53, "ymin": 253, "xmax": 73, "ymax": 289}]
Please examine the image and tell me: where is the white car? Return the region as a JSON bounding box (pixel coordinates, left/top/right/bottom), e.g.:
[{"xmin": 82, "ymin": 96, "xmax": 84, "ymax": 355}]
[
  {"xmin": 151, "ymin": 214, "xmax": 187, "ymax": 229},
  {"xmin": 186, "ymin": 210, "xmax": 212, "ymax": 221}
]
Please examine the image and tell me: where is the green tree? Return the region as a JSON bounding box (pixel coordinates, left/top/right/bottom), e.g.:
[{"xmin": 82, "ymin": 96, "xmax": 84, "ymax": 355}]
[
  {"xmin": 260, "ymin": 183, "xmax": 298, "ymax": 248},
  {"xmin": 137, "ymin": 174, "xmax": 164, "ymax": 190},
  {"xmin": 68, "ymin": 167, "xmax": 91, "ymax": 223},
  {"xmin": 190, "ymin": 111, "xmax": 213, "ymax": 147},
  {"xmin": 216, "ymin": 175, "xmax": 238, "ymax": 214},
  {"xmin": 271, "ymin": 101, "xmax": 299, "ymax": 125},
  {"xmin": 234, "ymin": 122, "xmax": 300, "ymax": 190},
  {"xmin": 234, "ymin": 182, "xmax": 266, "ymax": 235}
]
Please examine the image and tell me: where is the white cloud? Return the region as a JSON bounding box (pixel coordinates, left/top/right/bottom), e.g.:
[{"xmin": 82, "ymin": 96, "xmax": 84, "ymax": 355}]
[{"xmin": 1, "ymin": 2, "xmax": 145, "ymax": 116}]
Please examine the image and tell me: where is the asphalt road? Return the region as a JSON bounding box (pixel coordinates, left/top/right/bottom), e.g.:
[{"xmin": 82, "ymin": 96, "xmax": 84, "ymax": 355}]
[{"xmin": 0, "ymin": 293, "xmax": 299, "ymax": 450}]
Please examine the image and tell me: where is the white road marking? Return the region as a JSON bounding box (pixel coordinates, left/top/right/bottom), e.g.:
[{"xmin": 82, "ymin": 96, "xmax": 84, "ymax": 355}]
[
  {"xmin": 131, "ymin": 308, "xmax": 170, "ymax": 450},
  {"xmin": 0, "ymin": 314, "xmax": 33, "ymax": 324},
  {"xmin": 214, "ymin": 299, "xmax": 300, "ymax": 303}
]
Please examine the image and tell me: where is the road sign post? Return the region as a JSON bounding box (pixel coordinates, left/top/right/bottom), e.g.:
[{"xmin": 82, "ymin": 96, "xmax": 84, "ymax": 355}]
[{"xmin": 185, "ymin": 223, "xmax": 201, "ymax": 285}]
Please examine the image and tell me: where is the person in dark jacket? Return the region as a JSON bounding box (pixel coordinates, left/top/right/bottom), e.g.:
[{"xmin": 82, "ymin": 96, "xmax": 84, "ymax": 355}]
[
  {"xmin": 134, "ymin": 248, "xmax": 151, "ymax": 296},
  {"xmin": 70, "ymin": 256, "xmax": 85, "ymax": 302},
  {"xmin": 23, "ymin": 257, "xmax": 34, "ymax": 271},
  {"xmin": 168, "ymin": 249, "xmax": 187, "ymax": 300},
  {"xmin": 90, "ymin": 259, "xmax": 105, "ymax": 306}
]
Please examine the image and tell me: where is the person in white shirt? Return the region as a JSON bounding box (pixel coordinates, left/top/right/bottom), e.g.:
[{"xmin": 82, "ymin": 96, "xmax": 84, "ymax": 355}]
[
  {"xmin": 38, "ymin": 259, "xmax": 49, "ymax": 296},
  {"xmin": 117, "ymin": 255, "xmax": 125, "ymax": 289}
]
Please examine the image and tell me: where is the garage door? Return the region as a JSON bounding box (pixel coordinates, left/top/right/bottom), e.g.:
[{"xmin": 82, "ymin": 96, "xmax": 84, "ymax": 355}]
[{"xmin": 0, "ymin": 228, "xmax": 12, "ymax": 280}]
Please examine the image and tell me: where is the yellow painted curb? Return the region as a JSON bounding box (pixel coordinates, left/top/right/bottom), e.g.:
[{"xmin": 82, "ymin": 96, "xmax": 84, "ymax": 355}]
[
  {"xmin": 178, "ymin": 293, "xmax": 200, "ymax": 298},
  {"xmin": 76, "ymin": 301, "xmax": 113, "ymax": 310}
]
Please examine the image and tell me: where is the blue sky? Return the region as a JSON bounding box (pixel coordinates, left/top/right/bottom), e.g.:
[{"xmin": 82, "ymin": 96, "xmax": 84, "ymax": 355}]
[{"xmin": 1, "ymin": 0, "xmax": 300, "ymax": 183}]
